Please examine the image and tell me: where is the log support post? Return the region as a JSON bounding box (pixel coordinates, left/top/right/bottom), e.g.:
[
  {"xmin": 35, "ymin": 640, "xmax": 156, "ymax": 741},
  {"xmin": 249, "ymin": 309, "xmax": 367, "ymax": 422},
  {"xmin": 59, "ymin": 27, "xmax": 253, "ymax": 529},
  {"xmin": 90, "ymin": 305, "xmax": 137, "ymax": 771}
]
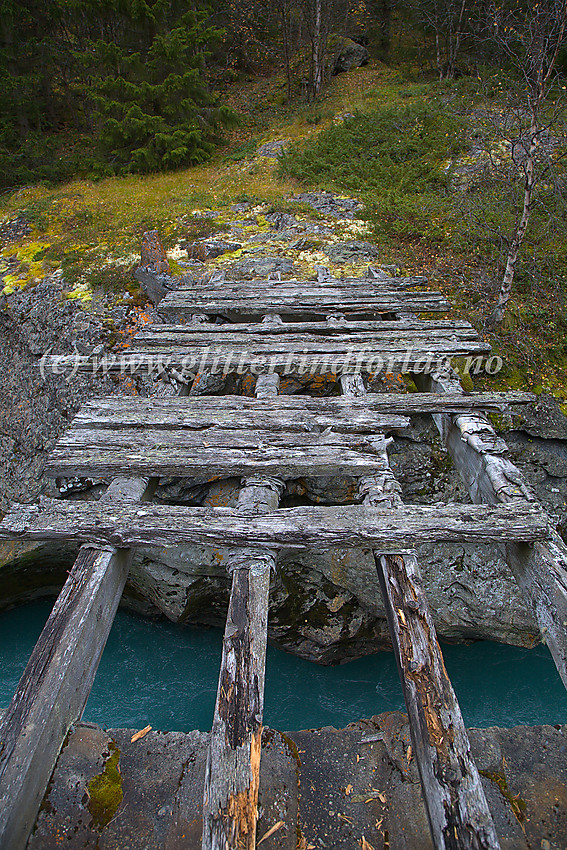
[
  {"xmin": 202, "ymin": 372, "xmax": 283, "ymax": 850},
  {"xmin": 415, "ymin": 367, "xmax": 567, "ymax": 689},
  {"xmin": 0, "ymin": 476, "xmax": 150, "ymax": 850},
  {"xmin": 341, "ymin": 375, "xmax": 500, "ymax": 850}
]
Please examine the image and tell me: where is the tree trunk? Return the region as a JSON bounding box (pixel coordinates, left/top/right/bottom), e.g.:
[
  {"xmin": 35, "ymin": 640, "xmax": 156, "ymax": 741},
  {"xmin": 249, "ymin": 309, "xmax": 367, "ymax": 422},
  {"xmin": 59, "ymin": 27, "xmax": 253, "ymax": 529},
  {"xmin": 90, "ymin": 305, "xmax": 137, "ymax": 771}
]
[
  {"xmin": 310, "ymin": 0, "xmax": 323, "ymax": 99},
  {"xmin": 491, "ymin": 108, "xmax": 537, "ymax": 323}
]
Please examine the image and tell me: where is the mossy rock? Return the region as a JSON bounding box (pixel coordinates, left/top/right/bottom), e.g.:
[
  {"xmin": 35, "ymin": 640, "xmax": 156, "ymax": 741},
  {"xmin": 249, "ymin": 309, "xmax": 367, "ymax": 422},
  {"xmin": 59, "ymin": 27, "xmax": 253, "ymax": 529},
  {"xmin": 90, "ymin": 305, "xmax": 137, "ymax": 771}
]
[{"xmin": 87, "ymin": 743, "xmax": 123, "ymax": 830}]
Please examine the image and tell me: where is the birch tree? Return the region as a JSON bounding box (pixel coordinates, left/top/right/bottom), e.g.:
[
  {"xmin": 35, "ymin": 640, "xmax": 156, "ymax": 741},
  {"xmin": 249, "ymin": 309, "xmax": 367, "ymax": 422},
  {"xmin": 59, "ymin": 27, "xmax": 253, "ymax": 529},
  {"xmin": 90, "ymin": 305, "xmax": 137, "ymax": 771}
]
[{"xmin": 489, "ymin": 0, "xmax": 567, "ymax": 323}]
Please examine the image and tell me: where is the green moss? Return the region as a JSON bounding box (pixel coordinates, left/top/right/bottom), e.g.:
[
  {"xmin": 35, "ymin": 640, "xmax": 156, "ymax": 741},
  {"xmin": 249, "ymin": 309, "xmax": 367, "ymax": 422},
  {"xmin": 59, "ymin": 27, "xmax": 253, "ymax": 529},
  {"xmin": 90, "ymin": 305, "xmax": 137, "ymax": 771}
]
[
  {"xmin": 87, "ymin": 743, "xmax": 123, "ymax": 830},
  {"xmin": 480, "ymin": 769, "xmax": 526, "ymax": 823}
]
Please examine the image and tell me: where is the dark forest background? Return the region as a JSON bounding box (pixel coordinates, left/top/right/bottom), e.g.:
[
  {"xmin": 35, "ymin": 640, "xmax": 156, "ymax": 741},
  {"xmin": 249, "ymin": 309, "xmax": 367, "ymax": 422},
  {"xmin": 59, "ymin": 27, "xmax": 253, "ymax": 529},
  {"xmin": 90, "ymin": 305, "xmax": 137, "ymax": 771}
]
[{"xmin": 3, "ymin": 0, "xmax": 566, "ymax": 189}]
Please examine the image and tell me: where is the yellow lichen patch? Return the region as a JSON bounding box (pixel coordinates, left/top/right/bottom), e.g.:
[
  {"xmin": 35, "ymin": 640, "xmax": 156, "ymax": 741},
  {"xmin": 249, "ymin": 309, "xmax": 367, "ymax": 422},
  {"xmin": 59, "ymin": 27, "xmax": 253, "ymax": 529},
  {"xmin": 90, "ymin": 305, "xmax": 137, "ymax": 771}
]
[
  {"xmin": 66, "ymin": 281, "xmax": 93, "ymax": 303},
  {"xmin": 87, "ymin": 743, "xmax": 123, "ymax": 830},
  {"xmin": 1, "ymin": 239, "xmax": 51, "ymax": 294}
]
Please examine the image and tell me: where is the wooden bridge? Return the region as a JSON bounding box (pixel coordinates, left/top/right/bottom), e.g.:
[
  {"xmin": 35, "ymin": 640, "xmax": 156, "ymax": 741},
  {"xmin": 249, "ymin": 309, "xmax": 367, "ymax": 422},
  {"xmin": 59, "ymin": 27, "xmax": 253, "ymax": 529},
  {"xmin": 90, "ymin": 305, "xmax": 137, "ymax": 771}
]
[{"xmin": 0, "ymin": 263, "xmax": 565, "ymax": 850}]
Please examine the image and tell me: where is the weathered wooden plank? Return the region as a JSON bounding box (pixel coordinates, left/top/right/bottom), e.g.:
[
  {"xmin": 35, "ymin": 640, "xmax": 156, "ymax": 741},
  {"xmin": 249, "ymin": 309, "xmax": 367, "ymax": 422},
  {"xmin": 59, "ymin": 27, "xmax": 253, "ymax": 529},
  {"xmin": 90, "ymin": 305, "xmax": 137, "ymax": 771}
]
[
  {"xmin": 416, "ymin": 369, "xmax": 567, "ymax": 689},
  {"xmin": 340, "ymin": 376, "xmax": 500, "ymax": 849},
  {"xmin": 63, "ymin": 392, "xmax": 535, "ymax": 431},
  {"xmin": 0, "ymin": 474, "xmax": 149, "ymax": 850},
  {"xmin": 140, "ymin": 318, "xmax": 477, "ymax": 335},
  {"xmin": 177, "ymin": 275, "xmax": 430, "ymax": 290},
  {"xmin": 158, "ymin": 288, "xmax": 450, "ymax": 320},
  {"xmin": 203, "ymin": 373, "xmax": 283, "ymax": 850},
  {"xmin": 0, "ymin": 499, "xmax": 549, "ymax": 550},
  {"xmin": 45, "ymin": 431, "xmax": 403, "ymax": 480},
  {"xmin": 134, "ymin": 327, "xmax": 482, "ymax": 346},
  {"xmin": 40, "ymin": 344, "xmax": 489, "ymax": 378},
  {"xmin": 375, "ymin": 552, "xmax": 501, "ymax": 849},
  {"xmin": 203, "ymin": 563, "xmax": 271, "ymax": 850}
]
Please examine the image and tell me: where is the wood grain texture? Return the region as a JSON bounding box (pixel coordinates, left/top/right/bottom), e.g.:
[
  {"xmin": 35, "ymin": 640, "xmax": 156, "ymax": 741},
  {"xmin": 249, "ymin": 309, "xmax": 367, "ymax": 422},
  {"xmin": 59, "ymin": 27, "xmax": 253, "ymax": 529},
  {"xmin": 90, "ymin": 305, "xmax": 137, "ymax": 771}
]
[
  {"xmin": 60, "ymin": 392, "xmax": 535, "ymax": 430},
  {"xmin": 136, "ymin": 318, "xmax": 479, "ymax": 338},
  {"xmin": 45, "ymin": 422, "xmax": 408, "ymax": 480},
  {"xmin": 0, "ymin": 499, "xmax": 549, "ymax": 549},
  {"xmin": 375, "ymin": 552, "xmax": 501, "ymax": 850},
  {"xmin": 158, "ymin": 287, "xmax": 450, "ymax": 320},
  {"xmin": 340, "ymin": 377, "xmax": 500, "ymax": 849},
  {"xmin": 40, "ymin": 343, "xmax": 491, "ymax": 378},
  {"xmin": 0, "ymin": 546, "xmax": 132, "ymax": 850}
]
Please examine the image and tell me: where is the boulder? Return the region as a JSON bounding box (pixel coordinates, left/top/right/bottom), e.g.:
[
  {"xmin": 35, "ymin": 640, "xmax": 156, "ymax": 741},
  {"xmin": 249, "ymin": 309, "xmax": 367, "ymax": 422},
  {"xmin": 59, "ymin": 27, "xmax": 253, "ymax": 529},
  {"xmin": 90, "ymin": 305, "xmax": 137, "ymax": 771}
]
[
  {"xmin": 324, "ymin": 240, "xmax": 381, "ymax": 263},
  {"xmin": 333, "ymin": 38, "xmax": 369, "ymax": 75}
]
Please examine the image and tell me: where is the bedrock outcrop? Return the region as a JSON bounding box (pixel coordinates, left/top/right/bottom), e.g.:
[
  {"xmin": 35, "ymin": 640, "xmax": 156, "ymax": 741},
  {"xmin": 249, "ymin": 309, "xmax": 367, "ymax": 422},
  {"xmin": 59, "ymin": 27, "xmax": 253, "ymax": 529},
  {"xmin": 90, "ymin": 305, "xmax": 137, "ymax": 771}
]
[{"xmin": 27, "ymin": 713, "xmax": 567, "ymax": 849}]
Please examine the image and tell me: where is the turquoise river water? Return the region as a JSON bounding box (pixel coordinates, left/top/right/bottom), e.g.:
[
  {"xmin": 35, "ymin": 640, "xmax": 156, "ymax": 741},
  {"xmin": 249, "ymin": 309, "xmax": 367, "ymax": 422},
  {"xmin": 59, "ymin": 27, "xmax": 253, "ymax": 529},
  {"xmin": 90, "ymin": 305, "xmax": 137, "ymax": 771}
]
[{"xmin": 1, "ymin": 600, "xmax": 566, "ymax": 731}]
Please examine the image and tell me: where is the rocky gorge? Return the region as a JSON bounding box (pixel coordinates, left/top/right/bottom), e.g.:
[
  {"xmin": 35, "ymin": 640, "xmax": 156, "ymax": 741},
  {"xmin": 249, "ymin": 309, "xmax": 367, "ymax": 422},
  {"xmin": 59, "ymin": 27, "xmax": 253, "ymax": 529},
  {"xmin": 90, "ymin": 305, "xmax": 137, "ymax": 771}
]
[{"xmin": 1, "ymin": 189, "xmax": 567, "ymax": 666}]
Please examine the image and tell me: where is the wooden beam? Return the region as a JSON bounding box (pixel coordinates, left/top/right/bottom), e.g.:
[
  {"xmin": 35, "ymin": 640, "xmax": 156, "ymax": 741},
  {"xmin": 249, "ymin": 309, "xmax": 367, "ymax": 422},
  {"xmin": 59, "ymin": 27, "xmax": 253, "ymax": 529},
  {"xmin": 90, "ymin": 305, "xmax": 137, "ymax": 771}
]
[
  {"xmin": 203, "ymin": 373, "xmax": 283, "ymax": 850},
  {"xmin": 0, "ymin": 499, "xmax": 549, "ymax": 550},
  {"xmin": 176, "ymin": 275, "xmax": 430, "ymax": 290},
  {"xmin": 60, "ymin": 392, "xmax": 535, "ymax": 431},
  {"xmin": 45, "ymin": 426, "xmax": 409, "ymax": 481},
  {"xmin": 341, "ymin": 376, "xmax": 500, "ymax": 850},
  {"xmin": 39, "ymin": 343, "xmax": 491, "ymax": 379},
  {"xmin": 136, "ymin": 318, "xmax": 480, "ymax": 338},
  {"xmin": 132, "ymin": 330, "xmax": 486, "ymax": 348},
  {"xmin": 375, "ymin": 551, "xmax": 501, "ymax": 849},
  {"xmin": 158, "ymin": 288, "xmax": 450, "ymax": 321},
  {"xmin": 416, "ymin": 369, "xmax": 567, "ymax": 689},
  {"xmin": 0, "ymin": 475, "xmax": 148, "ymax": 850}
]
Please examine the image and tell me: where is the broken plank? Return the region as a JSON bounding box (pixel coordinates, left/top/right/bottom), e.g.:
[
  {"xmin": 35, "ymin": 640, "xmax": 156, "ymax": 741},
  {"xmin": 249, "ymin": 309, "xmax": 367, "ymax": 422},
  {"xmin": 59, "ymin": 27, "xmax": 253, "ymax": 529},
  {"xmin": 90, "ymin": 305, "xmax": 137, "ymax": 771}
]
[
  {"xmin": 203, "ymin": 563, "xmax": 271, "ymax": 850},
  {"xmin": 0, "ymin": 500, "xmax": 549, "ymax": 550}
]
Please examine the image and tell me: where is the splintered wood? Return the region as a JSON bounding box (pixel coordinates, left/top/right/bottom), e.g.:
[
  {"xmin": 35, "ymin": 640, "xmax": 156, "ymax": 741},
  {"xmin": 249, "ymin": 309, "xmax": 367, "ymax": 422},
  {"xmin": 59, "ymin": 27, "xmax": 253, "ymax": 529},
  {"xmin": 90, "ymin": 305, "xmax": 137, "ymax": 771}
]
[{"xmin": 341, "ymin": 375, "xmax": 500, "ymax": 850}]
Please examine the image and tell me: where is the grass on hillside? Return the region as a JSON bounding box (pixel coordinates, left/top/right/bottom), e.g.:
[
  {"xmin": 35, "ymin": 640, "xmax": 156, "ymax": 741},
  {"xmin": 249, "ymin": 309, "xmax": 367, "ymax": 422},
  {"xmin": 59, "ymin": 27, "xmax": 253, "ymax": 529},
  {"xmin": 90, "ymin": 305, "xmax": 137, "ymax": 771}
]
[{"xmin": 1, "ymin": 62, "xmax": 567, "ymax": 403}]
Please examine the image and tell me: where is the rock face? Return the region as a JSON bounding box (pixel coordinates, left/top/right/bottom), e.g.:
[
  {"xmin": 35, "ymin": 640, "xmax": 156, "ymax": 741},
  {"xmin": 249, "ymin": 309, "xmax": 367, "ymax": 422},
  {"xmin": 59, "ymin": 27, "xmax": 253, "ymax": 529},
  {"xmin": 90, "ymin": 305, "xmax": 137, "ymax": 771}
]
[
  {"xmin": 140, "ymin": 230, "xmax": 171, "ymax": 274},
  {"xmin": 332, "ymin": 37, "xmax": 370, "ymax": 74},
  {"xmin": 324, "ymin": 240, "xmax": 382, "ymax": 263},
  {"xmin": 227, "ymin": 255, "xmax": 296, "ymax": 278},
  {"xmin": 28, "ymin": 715, "xmax": 567, "ymax": 849},
  {"xmin": 289, "ymin": 191, "xmax": 363, "ymax": 219}
]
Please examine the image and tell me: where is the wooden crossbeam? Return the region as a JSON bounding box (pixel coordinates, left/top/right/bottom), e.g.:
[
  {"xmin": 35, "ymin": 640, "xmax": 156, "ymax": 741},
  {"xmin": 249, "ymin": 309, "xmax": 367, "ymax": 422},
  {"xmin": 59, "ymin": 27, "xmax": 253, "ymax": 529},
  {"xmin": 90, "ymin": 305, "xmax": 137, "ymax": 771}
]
[
  {"xmin": 60, "ymin": 392, "xmax": 535, "ymax": 431},
  {"xmin": 341, "ymin": 376, "xmax": 500, "ymax": 850},
  {"xmin": 135, "ymin": 325, "xmax": 482, "ymax": 344},
  {"xmin": 0, "ymin": 500, "xmax": 548, "ymax": 549},
  {"xmin": 180, "ymin": 275, "xmax": 427, "ymax": 291},
  {"xmin": 159, "ymin": 288, "xmax": 450, "ymax": 320},
  {"xmin": 40, "ymin": 343, "xmax": 489, "ymax": 378},
  {"xmin": 138, "ymin": 318, "xmax": 478, "ymax": 335},
  {"xmin": 45, "ymin": 427, "xmax": 406, "ymax": 480}
]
